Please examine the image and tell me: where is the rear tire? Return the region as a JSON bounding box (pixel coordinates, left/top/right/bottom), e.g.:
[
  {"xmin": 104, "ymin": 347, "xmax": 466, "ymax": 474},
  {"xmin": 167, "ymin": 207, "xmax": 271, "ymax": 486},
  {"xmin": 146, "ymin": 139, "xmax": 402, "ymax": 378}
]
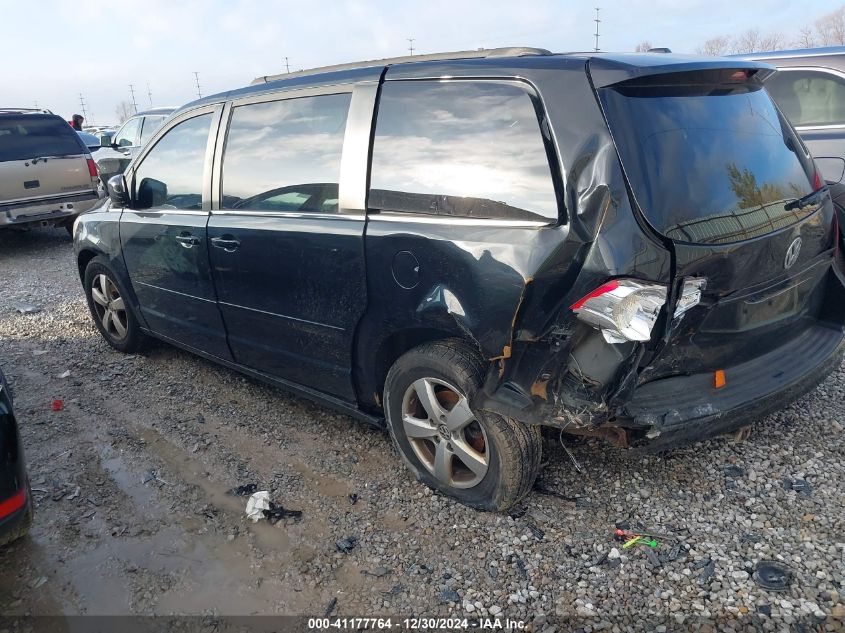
[
  {"xmin": 384, "ymin": 339, "xmax": 542, "ymax": 511},
  {"xmin": 84, "ymin": 256, "xmax": 146, "ymax": 353}
]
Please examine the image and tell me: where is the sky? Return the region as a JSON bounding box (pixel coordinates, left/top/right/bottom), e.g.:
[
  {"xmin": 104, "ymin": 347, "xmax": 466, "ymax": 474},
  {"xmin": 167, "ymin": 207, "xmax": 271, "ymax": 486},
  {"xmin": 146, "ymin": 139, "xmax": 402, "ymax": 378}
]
[{"xmin": 0, "ymin": 0, "xmax": 837, "ymax": 125}]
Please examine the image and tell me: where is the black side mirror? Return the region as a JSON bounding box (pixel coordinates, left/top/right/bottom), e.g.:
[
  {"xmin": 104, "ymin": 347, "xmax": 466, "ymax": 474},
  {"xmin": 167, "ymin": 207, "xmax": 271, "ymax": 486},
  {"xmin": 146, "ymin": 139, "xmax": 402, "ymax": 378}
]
[
  {"xmin": 107, "ymin": 174, "xmax": 129, "ymax": 207},
  {"xmin": 137, "ymin": 177, "xmax": 168, "ymax": 209},
  {"xmin": 100, "ymin": 134, "xmax": 113, "ymax": 147}
]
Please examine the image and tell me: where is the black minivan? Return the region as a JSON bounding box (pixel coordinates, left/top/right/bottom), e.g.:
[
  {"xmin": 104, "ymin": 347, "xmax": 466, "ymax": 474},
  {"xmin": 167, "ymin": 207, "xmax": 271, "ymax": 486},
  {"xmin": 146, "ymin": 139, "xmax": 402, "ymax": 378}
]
[{"xmin": 73, "ymin": 48, "xmax": 845, "ymax": 510}]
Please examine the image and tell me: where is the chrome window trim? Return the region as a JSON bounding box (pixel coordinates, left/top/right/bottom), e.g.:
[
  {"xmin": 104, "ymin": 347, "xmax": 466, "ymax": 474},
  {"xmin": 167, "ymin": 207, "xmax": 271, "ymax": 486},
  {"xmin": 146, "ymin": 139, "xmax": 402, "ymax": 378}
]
[
  {"xmin": 126, "ymin": 209, "xmax": 210, "ymax": 217},
  {"xmin": 211, "ymin": 210, "xmax": 365, "ymax": 221},
  {"xmin": 227, "ymin": 83, "xmax": 354, "ymax": 108},
  {"xmin": 795, "ymin": 123, "xmax": 845, "ymax": 131},
  {"xmin": 340, "ymin": 82, "xmax": 379, "ymax": 213},
  {"xmin": 769, "ymin": 66, "xmax": 845, "ymax": 130},
  {"xmin": 370, "ymin": 211, "xmax": 549, "ymax": 228}
]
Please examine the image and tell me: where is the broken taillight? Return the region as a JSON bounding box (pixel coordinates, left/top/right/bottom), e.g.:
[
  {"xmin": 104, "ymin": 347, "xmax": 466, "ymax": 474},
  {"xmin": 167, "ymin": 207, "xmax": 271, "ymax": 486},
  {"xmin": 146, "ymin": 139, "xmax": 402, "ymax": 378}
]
[
  {"xmin": 674, "ymin": 277, "xmax": 707, "ymax": 321},
  {"xmin": 571, "ymin": 279, "xmax": 667, "ymax": 343}
]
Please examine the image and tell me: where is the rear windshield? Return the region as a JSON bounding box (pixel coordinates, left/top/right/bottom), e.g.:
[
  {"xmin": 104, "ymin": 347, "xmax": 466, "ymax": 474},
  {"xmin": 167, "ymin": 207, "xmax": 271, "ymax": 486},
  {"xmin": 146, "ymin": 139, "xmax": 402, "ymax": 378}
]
[
  {"xmin": 600, "ymin": 83, "xmax": 816, "ymax": 244},
  {"xmin": 0, "ymin": 115, "xmax": 85, "ymax": 163}
]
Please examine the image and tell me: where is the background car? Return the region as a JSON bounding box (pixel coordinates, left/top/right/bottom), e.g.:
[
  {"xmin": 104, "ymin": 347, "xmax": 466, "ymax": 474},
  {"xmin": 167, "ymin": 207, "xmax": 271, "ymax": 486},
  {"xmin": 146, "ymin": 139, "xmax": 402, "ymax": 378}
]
[
  {"xmin": 735, "ymin": 46, "xmax": 845, "ymax": 184},
  {"xmin": 0, "ymin": 366, "xmax": 32, "ymax": 547},
  {"xmin": 94, "ymin": 107, "xmax": 174, "ymax": 186},
  {"xmin": 0, "ymin": 108, "xmax": 104, "ymax": 231},
  {"xmin": 76, "ymin": 130, "xmax": 101, "ymax": 153}
]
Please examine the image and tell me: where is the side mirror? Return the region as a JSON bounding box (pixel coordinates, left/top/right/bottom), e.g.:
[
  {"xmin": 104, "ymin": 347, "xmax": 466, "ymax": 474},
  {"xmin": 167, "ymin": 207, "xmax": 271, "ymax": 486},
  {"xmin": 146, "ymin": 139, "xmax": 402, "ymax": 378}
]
[
  {"xmin": 137, "ymin": 177, "xmax": 168, "ymax": 209},
  {"xmin": 100, "ymin": 134, "xmax": 113, "ymax": 147},
  {"xmin": 107, "ymin": 174, "xmax": 129, "ymax": 207}
]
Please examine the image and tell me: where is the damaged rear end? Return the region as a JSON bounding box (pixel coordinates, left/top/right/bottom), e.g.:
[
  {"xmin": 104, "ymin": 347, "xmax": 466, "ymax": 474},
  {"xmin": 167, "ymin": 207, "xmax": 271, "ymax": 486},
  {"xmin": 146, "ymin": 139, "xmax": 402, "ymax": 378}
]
[{"xmin": 478, "ymin": 57, "xmax": 845, "ymax": 450}]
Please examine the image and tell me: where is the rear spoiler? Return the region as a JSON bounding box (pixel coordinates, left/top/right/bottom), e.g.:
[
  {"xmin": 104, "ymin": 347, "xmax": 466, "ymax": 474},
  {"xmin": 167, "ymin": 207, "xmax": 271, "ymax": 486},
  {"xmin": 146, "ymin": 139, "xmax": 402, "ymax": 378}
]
[{"xmin": 587, "ymin": 54, "xmax": 776, "ymax": 89}]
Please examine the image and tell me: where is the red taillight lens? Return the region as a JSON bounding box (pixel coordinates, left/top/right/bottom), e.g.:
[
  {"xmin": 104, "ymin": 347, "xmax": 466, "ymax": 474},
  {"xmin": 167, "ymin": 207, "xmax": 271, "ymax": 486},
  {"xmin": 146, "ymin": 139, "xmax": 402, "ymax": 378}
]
[
  {"xmin": 570, "ymin": 280, "xmax": 620, "ymax": 310},
  {"xmin": 813, "ymin": 169, "xmax": 822, "ymax": 191},
  {"xmin": 87, "ymin": 158, "xmax": 98, "ymax": 178},
  {"xmin": 0, "ymin": 488, "xmax": 26, "ymax": 520}
]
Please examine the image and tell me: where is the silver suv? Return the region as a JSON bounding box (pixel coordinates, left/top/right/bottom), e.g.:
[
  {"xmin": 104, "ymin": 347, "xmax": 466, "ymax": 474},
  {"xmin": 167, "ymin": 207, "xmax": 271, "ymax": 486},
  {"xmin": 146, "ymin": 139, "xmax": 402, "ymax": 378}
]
[
  {"xmin": 0, "ymin": 109, "xmax": 103, "ymax": 231},
  {"xmin": 94, "ymin": 107, "xmax": 174, "ymax": 186}
]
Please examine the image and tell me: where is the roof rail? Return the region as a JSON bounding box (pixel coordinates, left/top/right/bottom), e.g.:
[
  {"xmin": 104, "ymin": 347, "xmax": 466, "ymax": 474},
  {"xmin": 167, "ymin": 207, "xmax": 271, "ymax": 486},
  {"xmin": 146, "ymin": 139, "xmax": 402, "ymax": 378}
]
[
  {"xmin": 251, "ymin": 47, "xmax": 553, "ymax": 85},
  {"xmin": 0, "ymin": 107, "xmax": 54, "ymax": 115}
]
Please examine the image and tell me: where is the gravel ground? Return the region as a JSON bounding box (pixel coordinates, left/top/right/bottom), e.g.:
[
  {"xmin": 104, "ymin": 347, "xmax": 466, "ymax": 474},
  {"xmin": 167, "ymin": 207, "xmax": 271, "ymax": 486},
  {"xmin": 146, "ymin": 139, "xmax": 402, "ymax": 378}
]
[{"xmin": 0, "ymin": 228, "xmax": 844, "ymax": 630}]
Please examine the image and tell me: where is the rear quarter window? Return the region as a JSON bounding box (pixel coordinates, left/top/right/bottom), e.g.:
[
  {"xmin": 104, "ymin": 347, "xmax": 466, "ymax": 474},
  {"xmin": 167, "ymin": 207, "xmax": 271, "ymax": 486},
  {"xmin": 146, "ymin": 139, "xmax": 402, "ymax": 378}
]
[
  {"xmin": 0, "ymin": 115, "xmax": 84, "ymax": 162},
  {"xmin": 369, "ymin": 80, "xmax": 559, "ymax": 222}
]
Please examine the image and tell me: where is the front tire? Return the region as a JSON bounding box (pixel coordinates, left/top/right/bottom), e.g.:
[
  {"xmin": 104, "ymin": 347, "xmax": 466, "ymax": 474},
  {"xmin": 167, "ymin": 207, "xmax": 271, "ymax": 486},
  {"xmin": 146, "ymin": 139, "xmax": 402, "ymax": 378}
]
[
  {"xmin": 384, "ymin": 340, "xmax": 542, "ymax": 511},
  {"xmin": 83, "ymin": 257, "xmax": 146, "ymax": 353}
]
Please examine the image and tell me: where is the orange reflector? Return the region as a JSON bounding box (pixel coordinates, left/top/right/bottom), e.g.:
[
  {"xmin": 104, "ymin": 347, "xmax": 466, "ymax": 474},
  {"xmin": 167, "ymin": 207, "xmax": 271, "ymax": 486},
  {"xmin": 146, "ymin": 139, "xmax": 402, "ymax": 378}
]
[{"xmin": 714, "ymin": 370, "xmax": 726, "ymax": 389}]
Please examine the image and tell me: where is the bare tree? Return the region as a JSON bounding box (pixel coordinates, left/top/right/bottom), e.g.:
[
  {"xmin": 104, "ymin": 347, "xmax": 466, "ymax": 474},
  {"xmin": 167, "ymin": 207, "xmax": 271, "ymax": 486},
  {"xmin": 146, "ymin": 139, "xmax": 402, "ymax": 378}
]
[
  {"xmin": 794, "ymin": 27, "xmax": 817, "ymax": 48},
  {"xmin": 634, "ymin": 40, "xmax": 653, "ymax": 53},
  {"xmin": 816, "ymin": 6, "xmax": 845, "ymax": 45},
  {"xmin": 115, "ymin": 101, "xmax": 134, "ymax": 124},
  {"xmin": 732, "ymin": 29, "xmax": 785, "ymax": 53},
  {"xmin": 696, "ymin": 36, "xmax": 732, "ymax": 56}
]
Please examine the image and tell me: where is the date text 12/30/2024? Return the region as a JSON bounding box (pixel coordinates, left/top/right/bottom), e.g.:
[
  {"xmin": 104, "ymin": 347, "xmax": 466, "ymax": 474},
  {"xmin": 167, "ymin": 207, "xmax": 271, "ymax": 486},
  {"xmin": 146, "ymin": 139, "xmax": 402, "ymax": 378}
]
[{"xmin": 307, "ymin": 617, "xmax": 527, "ymax": 630}]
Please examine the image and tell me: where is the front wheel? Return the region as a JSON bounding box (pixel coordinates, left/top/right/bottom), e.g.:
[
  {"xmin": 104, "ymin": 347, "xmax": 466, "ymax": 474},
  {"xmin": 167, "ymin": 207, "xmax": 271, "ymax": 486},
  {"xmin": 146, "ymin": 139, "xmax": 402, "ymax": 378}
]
[
  {"xmin": 83, "ymin": 257, "xmax": 146, "ymax": 353},
  {"xmin": 384, "ymin": 340, "xmax": 542, "ymax": 511}
]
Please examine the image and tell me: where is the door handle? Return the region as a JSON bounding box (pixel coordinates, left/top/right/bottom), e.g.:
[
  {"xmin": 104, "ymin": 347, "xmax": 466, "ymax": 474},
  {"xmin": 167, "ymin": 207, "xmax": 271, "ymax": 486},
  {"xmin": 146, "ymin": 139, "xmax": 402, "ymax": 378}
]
[
  {"xmin": 211, "ymin": 236, "xmax": 241, "ymax": 252},
  {"xmin": 175, "ymin": 234, "xmax": 200, "ymax": 248}
]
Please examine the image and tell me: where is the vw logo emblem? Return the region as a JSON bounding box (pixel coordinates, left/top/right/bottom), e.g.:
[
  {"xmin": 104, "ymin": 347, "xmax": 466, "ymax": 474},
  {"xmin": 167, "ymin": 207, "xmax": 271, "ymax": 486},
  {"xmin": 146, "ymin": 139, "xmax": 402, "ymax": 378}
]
[{"xmin": 784, "ymin": 237, "xmax": 802, "ymax": 270}]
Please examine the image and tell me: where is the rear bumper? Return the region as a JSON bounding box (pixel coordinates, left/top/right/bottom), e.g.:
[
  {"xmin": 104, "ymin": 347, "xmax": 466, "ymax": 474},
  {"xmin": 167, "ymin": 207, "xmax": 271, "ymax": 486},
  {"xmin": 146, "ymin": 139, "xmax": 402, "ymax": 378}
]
[
  {"xmin": 0, "ymin": 191, "xmax": 104, "ymax": 228},
  {"xmin": 622, "ymin": 322, "xmax": 845, "ymax": 450}
]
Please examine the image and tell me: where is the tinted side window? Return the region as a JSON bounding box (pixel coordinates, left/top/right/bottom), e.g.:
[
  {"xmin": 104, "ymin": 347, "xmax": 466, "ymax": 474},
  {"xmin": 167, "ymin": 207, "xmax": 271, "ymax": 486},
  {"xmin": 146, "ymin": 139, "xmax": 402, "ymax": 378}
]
[
  {"xmin": 767, "ymin": 69, "xmax": 845, "ymax": 127},
  {"xmin": 139, "ymin": 115, "xmax": 167, "ymax": 145},
  {"xmin": 115, "ymin": 117, "xmax": 142, "ymax": 147},
  {"xmin": 133, "ymin": 114, "xmax": 212, "ymax": 210},
  {"xmin": 369, "ymin": 81, "xmax": 558, "ymax": 221},
  {"xmin": 221, "ymin": 93, "xmax": 351, "ymax": 212}
]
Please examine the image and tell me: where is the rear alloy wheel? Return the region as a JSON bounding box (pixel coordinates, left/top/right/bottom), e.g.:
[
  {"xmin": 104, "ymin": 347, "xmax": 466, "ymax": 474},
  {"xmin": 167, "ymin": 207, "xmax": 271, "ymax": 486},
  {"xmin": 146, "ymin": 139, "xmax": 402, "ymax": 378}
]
[
  {"xmin": 401, "ymin": 377, "xmax": 490, "ymax": 489},
  {"xmin": 385, "ymin": 340, "xmax": 542, "ymax": 511},
  {"xmin": 83, "ymin": 257, "xmax": 146, "ymax": 353}
]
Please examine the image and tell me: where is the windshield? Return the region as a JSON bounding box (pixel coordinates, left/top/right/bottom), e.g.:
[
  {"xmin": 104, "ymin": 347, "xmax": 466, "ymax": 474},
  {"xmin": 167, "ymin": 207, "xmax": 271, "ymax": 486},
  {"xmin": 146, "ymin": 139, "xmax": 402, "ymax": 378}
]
[
  {"xmin": 600, "ymin": 83, "xmax": 816, "ymax": 245},
  {"xmin": 0, "ymin": 115, "xmax": 85, "ymax": 162}
]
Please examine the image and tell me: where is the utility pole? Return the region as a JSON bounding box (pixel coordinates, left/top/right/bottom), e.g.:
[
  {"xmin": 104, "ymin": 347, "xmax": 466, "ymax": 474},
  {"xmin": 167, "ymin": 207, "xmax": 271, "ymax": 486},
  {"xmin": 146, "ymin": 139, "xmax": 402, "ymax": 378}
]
[
  {"xmin": 407, "ymin": 37, "xmax": 415, "ymax": 55},
  {"xmin": 128, "ymin": 84, "xmax": 138, "ymax": 113},
  {"xmin": 594, "ymin": 7, "xmax": 601, "ymax": 52},
  {"xmin": 193, "ymin": 72, "xmax": 203, "ymax": 99},
  {"xmin": 284, "ymin": 56, "xmax": 290, "ymax": 73},
  {"xmin": 33, "ymin": 100, "xmax": 39, "ymax": 110},
  {"xmin": 78, "ymin": 93, "xmax": 88, "ymax": 120},
  {"xmin": 147, "ymin": 83, "xmax": 153, "ymax": 107}
]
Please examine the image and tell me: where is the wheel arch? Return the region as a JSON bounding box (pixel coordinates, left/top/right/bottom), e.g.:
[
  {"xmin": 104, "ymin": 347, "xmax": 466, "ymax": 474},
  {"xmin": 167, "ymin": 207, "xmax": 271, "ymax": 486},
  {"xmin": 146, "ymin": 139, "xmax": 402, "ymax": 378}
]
[
  {"xmin": 77, "ymin": 248, "xmax": 99, "ymax": 283},
  {"xmin": 357, "ymin": 325, "xmax": 487, "ymax": 415}
]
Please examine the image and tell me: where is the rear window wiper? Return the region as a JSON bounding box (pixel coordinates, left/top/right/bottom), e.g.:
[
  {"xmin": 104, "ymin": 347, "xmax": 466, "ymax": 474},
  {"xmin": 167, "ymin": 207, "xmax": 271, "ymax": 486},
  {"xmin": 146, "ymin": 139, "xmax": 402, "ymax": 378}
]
[{"xmin": 785, "ymin": 185, "xmax": 828, "ymax": 211}]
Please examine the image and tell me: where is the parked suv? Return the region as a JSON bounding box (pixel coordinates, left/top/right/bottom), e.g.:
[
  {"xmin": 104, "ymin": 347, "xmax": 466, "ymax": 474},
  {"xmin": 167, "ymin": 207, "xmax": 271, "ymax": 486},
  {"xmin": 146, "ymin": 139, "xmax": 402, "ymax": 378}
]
[
  {"xmin": 735, "ymin": 47, "xmax": 845, "ymax": 184},
  {"xmin": 1, "ymin": 109, "xmax": 103, "ymax": 231},
  {"xmin": 93, "ymin": 107, "xmax": 174, "ymax": 185},
  {"xmin": 74, "ymin": 49, "xmax": 845, "ymax": 510}
]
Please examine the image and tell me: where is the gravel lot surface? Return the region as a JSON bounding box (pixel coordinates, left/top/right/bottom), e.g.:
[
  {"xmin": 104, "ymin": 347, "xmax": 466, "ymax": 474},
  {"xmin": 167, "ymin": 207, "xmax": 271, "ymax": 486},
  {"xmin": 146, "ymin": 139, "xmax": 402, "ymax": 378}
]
[{"xmin": 0, "ymin": 228, "xmax": 844, "ymax": 630}]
